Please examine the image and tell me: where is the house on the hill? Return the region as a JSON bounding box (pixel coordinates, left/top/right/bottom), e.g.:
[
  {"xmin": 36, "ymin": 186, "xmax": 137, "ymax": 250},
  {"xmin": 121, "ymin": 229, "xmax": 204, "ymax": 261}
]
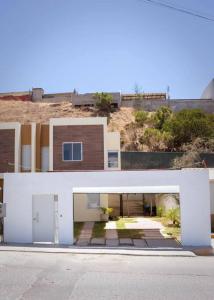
[{"xmin": 0, "ymin": 116, "xmax": 213, "ymax": 247}]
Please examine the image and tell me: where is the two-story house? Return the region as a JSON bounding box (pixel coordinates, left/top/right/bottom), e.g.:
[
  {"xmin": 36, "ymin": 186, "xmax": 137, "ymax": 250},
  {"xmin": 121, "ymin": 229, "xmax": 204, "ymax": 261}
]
[{"xmin": 0, "ymin": 117, "xmax": 121, "ymax": 223}]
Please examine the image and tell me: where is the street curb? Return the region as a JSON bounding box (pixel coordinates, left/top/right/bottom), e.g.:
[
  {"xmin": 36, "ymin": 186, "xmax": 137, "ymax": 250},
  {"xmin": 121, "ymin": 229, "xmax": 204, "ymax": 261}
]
[{"xmin": 0, "ymin": 245, "xmax": 196, "ymax": 257}]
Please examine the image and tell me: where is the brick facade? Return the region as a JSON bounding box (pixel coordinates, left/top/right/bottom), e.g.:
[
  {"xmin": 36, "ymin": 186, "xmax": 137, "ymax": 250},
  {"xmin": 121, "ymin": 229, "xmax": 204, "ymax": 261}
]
[
  {"xmin": 0, "ymin": 129, "xmax": 15, "ymax": 172},
  {"xmin": 53, "ymin": 125, "xmax": 104, "ymax": 171}
]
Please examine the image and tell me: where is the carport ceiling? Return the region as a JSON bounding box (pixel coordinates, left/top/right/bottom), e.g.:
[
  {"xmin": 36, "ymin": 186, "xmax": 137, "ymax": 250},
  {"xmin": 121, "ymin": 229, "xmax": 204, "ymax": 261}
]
[{"xmin": 73, "ymin": 186, "xmax": 179, "ymax": 194}]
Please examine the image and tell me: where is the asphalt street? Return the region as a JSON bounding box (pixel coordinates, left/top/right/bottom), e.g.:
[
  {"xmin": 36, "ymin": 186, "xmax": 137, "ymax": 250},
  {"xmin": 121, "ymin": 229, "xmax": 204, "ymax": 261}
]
[{"xmin": 0, "ymin": 251, "xmax": 214, "ymax": 300}]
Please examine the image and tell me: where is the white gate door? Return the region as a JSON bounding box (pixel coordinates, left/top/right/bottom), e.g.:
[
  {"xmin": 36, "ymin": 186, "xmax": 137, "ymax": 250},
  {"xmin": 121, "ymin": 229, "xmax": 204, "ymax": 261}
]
[{"xmin": 32, "ymin": 194, "xmax": 56, "ymax": 243}]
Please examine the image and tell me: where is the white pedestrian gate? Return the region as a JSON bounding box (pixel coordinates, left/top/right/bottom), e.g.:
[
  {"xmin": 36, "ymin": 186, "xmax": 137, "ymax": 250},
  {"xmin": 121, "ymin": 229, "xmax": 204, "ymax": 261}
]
[{"xmin": 32, "ymin": 194, "xmax": 57, "ymax": 243}]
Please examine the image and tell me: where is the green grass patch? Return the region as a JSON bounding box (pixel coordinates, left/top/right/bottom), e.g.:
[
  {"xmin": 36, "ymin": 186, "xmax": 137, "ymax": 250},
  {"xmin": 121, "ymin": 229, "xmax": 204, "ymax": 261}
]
[
  {"xmin": 74, "ymin": 222, "xmax": 84, "ymax": 239},
  {"xmin": 116, "ymin": 217, "xmax": 137, "ymax": 229},
  {"xmin": 150, "ymin": 216, "xmax": 181, "ymax": 240},
  {"xmin": 163, "ymin": 226, "xmax": 181, "ymax": 240},
  {"xmin": 150, "ymin": 216, "xmax": 169, "ymax": 227},
  {"xmin": 117, "ymin": 229, "xmax": 144, "ymax": 239},
  {"xmin": 92, "ymin": 222, "xmax": 106, "ymax": 238}
]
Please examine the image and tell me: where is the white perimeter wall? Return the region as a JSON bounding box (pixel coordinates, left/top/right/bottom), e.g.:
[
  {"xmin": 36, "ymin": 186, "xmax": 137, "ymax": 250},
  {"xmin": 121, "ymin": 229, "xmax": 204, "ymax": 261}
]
[{"xmin": 3, "ymin": 169, "xmax": 211, "ymax": 246}]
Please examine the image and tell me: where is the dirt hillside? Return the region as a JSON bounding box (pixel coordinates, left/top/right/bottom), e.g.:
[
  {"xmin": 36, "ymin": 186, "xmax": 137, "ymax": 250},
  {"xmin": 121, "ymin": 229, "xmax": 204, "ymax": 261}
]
[{"xmin": 0, "ymin": 100, "xmax": 135, "ymax": 133}]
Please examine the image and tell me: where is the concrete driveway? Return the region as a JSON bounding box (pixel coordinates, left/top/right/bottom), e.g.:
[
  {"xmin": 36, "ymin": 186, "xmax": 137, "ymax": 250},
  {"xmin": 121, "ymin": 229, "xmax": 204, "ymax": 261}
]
[{"xmin": 0, "ymin": 252, "xmax": 214, "ymax": 300}]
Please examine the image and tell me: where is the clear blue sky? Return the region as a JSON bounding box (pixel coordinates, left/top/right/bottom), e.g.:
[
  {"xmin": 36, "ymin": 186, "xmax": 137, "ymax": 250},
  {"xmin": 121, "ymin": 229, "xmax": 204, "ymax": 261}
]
[{"xmin": 0, "ymin": 0, "xmax": 214, "ymax": 98}]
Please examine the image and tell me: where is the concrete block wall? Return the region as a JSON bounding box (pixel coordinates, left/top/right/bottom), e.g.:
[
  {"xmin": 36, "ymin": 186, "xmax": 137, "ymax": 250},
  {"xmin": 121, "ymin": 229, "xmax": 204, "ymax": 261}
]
[
  {"xmin": 121, "ymin": 98, "xmax": 214, "ymax": 113},
  {"xmin": 72, "ymin": 92, "xmax": 121, "ymax": 107}
]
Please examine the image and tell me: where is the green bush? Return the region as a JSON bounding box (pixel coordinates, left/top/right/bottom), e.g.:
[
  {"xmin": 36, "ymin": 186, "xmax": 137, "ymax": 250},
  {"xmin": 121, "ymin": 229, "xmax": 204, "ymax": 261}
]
[
  {"xmin": 134, "ymin": 110, "xmax": 148, "ymax": 126},
  {"xmin": 166, "ymin": 208, "xmax": 180, "ymax": 227},
  {"xmin": 163, "ymin": 109, "xmax": 214, "ymax": 147},
  {"xmin": 140, "ymin": 128, "xmax": 173, "ymax": 151},
  {"xmin": 156, "ymin": 206, "xmax": 164, "ymax": 217},
  {"xmin": 100, "ymin": 207, "xmax": 113, "ymax": 215},
  {"xmin": 154, "ymin": 106, "xmax": 172, "ymax": 130},
  {"xmin": 94, "ymin": 92, "xmax": 113, "ymax": 113}
]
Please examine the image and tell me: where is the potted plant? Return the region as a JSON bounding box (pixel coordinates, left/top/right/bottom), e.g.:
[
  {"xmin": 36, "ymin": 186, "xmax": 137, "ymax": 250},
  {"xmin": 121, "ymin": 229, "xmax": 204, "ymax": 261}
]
[{"xmin": 100, "ymin": 207, "xmax": 113, "ymax": 221}]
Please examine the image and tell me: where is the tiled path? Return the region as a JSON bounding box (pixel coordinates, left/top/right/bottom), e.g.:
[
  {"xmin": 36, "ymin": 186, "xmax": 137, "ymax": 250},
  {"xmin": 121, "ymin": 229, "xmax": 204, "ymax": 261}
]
[
  {"xmin": 75, "ymin": 218, "xmax": 181, "ymax": 248},
  {"xmin": 105, "ymin": 221, "xmax": 118, "ymax": 239},
  {"xmin": 76, "ymin": 221, "xmax": 94, "ymax": 246}
]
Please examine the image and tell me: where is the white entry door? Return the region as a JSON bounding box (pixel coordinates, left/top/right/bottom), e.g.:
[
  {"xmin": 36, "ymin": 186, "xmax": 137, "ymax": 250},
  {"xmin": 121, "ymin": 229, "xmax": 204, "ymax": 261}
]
[{"xmin": 32, "ymin": 194, "xmax": 56, "ymax": 243}]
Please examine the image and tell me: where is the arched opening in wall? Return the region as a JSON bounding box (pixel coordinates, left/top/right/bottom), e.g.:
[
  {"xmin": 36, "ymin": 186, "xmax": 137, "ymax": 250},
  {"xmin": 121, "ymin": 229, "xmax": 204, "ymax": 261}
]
[{"xmin": 73, "ymin": 190, "xmax": 181, "ymax": 248}]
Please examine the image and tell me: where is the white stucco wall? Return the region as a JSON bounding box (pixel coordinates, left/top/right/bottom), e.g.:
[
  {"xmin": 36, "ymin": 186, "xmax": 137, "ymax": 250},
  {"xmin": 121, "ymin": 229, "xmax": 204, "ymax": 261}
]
[
  {"xmin": 3, "ymin": 169, "xmax": 211, "ymax": 246},
  {"xmin": 210, "ymin": 182, "xmax": 214, "ymax": 214},
  {"xmin": 209, "ymin": 169, "xmax": 214, "ymax": 214},
  {"xmin": 74, "ymin": 193, "xmax": 108, "ymax": 222},
  {"xmin": 106, "ymin": 132, "xmax": 121, "ymax": 170}
]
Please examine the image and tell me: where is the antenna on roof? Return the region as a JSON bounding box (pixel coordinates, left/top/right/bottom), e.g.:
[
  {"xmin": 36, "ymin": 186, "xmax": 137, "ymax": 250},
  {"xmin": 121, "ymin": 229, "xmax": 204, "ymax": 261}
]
[{"xmin": 167, "ymin": 85, "xmax": 170, "ymax": 100}]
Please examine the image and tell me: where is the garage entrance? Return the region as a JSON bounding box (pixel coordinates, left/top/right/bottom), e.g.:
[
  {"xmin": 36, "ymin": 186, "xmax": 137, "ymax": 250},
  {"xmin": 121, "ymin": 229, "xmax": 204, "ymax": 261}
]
[{"xmin": 73, "ymin": 188, "xmax": 181, "ymax": 248}]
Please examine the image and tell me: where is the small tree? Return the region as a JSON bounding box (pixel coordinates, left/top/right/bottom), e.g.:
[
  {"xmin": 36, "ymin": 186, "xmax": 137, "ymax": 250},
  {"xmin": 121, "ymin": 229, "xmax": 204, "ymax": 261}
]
[
  {"xmin": 94, "ymin": 92, "xmax": 113, "ymax": 114},
  {"xmin": 134, "ymin": 110, "xmax": 148, "ymax": 126}
]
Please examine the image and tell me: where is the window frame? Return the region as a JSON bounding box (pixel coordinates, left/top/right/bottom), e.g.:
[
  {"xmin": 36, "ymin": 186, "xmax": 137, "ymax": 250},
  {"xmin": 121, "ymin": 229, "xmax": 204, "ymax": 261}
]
[
  {"xmin": 107, "ymin": 150, "xmax": 119, "ymax": 168},
  {"xmin": 87, "ymin": 193, "xmax": 100, "ymax": 209},
  {"xmin": 62, "ymin": 142, "xmax": 83, "ymax": 162}
]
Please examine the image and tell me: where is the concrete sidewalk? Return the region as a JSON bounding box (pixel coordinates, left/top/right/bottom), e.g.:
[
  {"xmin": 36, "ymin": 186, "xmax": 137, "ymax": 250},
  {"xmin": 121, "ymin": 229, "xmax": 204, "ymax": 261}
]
[{"xmin": 0, "ymin": 243, "xmax": 197, "ymax": 257}]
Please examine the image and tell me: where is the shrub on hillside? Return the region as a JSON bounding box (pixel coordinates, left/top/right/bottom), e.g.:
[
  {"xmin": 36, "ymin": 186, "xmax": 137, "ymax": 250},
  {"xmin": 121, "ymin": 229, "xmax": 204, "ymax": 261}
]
[
  {"xmin": 94, "ymin": 92, "xmax": 113, "ymax": 114},
  {"xmin": 163, "ymin": 109, "xmax": 214, "ymax": 147},
  {"xmin": 134, "ymin": 110, "xmax": 148, "ymax": 126},
  {"xmin": 140, "ymin": 128, "xmax": 173, "ymax": 151},
  {"xmin": 153, "ymin": 106, "xmax": 172, "ymax": 130}
]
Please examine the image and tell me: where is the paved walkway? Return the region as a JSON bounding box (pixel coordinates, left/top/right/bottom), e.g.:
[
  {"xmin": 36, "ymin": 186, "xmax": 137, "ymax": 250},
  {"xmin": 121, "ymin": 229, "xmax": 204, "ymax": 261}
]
[
  {"xmin": 125, "ymin": 217, "xmax": 164, "ymax": 230},
  {"xmin": 75, "ymin": 218, "xmax": 181, "ymax": 248},
  {"xmin": 76, "ymin": 222, "xmax": 94, "ymax": 246},
  {"xmin": 105, "ymin": 221, "xmax": 118, "ymax": 239}
]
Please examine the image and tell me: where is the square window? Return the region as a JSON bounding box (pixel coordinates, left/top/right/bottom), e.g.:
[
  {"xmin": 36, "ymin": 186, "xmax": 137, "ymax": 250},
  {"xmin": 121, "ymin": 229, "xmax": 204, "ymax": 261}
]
[
  {"xmin": 63, "ymin": 143, "xmax": 82, "ymax": 161},
  {"xmin": 73, "ymin": 143, "xmax": 82, "ymax": 161},
  {"xmin": 87, "ymin": 194, "xmax": 100, "ymax": 209},
  {"xmin": 63, "ymin": 143, "xmax": 73, "ymax": 161},
  {"xmin": 108, "ymin": 151, "xmax": 118, "ymax": 168}
]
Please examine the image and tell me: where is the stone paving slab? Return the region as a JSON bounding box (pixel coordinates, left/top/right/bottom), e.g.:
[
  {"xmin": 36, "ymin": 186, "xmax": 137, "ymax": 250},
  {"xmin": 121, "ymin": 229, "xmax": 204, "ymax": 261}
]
[
  {"xmin": 119, "ymin": 238, "xmax": 133, "ymax": 246},
  {"xmin": 78, "ymin": 222, "xmax": 94, "ymax": 240},
  {"xmin": 105, "ymin": 221, "xmax": 117, "ymax": 229},
  {"xmin": 83, "ymin": 222, "xmax": 95, "ymax": 229},
  {"xmin": 105, "ymin": 229, "xmax": 118, "ymax": 239},
  {"xmin": 90, "ymin": 238, "xmax": 105, "ymax": 245},
  {"xmin": 143, "ymin": 229, "xmax": 163, "ymax": 236},
  {"xmin": 126, "ymin": 218, "xmax": 163, "ymax": 230},
  {"xmin": 76, "ymin": 239, "xmax": 90, "ymax": 246},
  {"xmin": 133, "ymin": 239, "xmax": 148, "ymax": 247},
  {"xmin": 146, "ymin": 238, "xmax": 181, "ymax": 248},
  {"xmin": 106, "ymin": 239, "xmax": 119, "ymax": 247}
]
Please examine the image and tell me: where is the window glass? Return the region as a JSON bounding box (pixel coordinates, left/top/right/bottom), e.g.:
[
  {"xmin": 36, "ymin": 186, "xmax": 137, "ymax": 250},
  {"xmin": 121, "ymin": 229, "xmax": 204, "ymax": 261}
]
[
  {"xmin": 87, "ymin": 194, "xmax": 100, "ymax": 209},
  {"xmin": 63, "ymin": 143, "xmax": 73, "ymax": 161},
  {"xmin": 63, "ymin": 143, "xmax": 82, "ymax": 161},
  {"xmin": 108, "ymin": 151, "xmax": 118, "ymax": 168},
  {"xmin": 73, "ymin": 143, "xmax": 82, "ymax": 161}
]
